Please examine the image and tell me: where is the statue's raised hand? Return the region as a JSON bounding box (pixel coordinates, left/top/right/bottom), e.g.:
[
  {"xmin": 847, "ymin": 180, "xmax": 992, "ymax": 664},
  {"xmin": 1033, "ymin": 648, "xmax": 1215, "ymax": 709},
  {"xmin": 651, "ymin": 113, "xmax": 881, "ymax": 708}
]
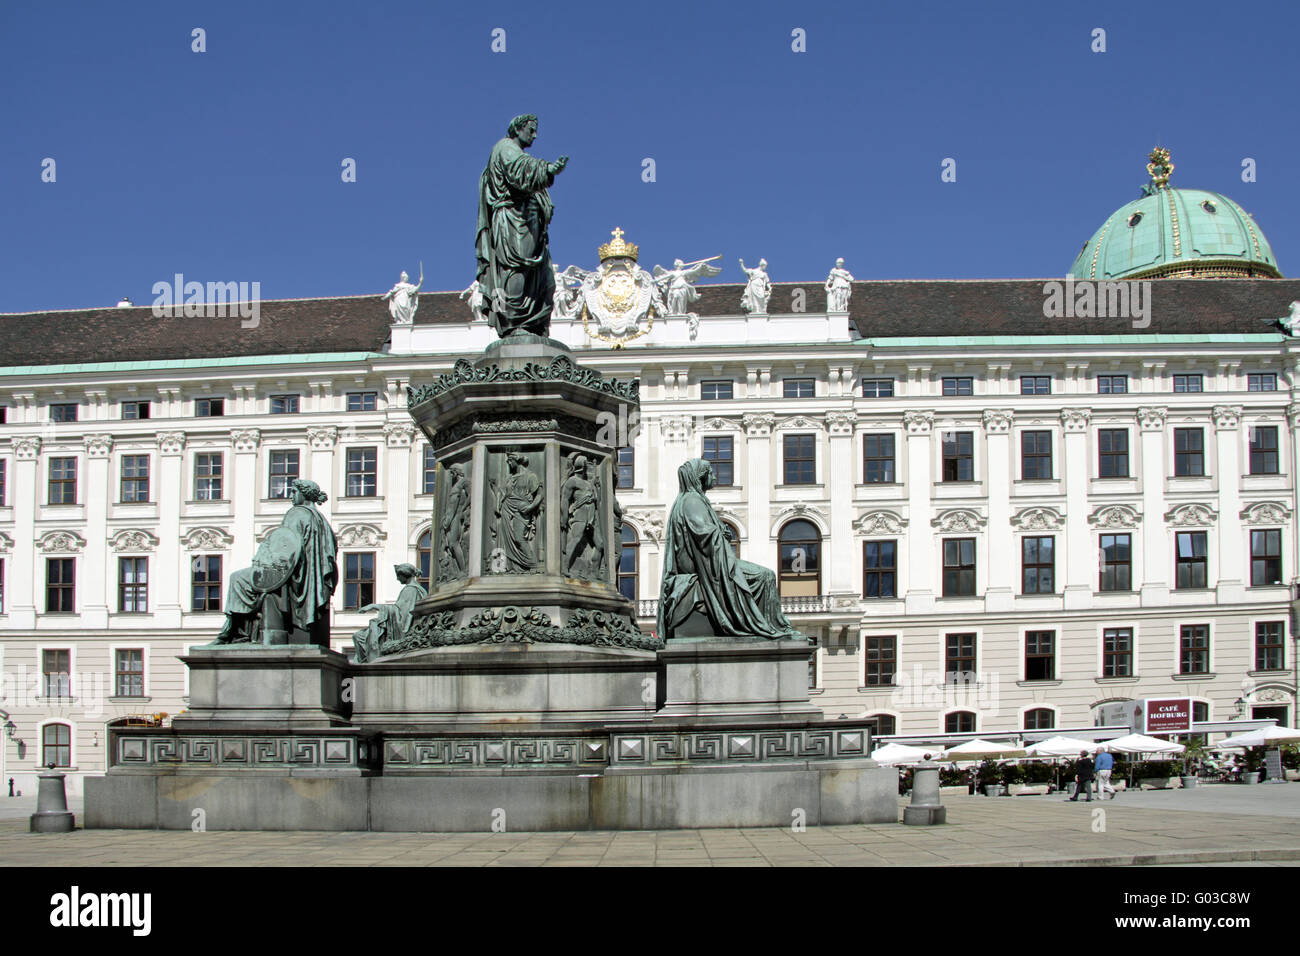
[{"xmin": 552, "ymin": 155, "xmax": 569, "ymax": 175}]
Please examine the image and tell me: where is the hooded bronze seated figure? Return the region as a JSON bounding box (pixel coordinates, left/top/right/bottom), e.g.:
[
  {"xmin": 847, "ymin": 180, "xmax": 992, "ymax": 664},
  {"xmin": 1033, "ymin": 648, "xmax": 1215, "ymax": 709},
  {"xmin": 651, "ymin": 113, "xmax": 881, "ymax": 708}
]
[
  {"xmin": 657, "ymin": 459, "xmax": 803, "ymax": 642},
  {"xmin": 351, "ymin": 563, "xmax": 428, "ymax": 662}
]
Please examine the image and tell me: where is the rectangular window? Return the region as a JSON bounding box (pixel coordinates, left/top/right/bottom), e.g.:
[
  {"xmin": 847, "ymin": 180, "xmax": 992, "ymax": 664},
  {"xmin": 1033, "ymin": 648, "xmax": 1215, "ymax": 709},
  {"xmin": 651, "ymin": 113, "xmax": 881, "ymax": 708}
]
[
  {"xmin": 783, "ymin": 434, "xmax": 815, "ymax": 484},
  {"xmin": 423, "ymin": 446, "xmax": 437, "ymax": 495},
  {"xmin": 702, "ymin": 436, "xmax": 733, "ymax": 486},
  {"xmin": 45, "ymin": 558, "xmax": 74, "ymax": 613},
  {"xmin": 1247, "ymin": 373, "xmax": 1278, "ymax": 392},
  {"xmin": 1099, "ymin": 534, "xmax": 1132, "ymax": 591},
  {"xmin": 269, "ymin": 394, "xmax": 300, "ymax": 415},
  {"xmin": 1024, "ymin": 630, "xmax": 1055, "ymax": 681},
  {"xmin": 1176, "ymin": 531, "xmax": 1208, "ymax": 589},
  {"xmin": 1173, "ymin": 428, "xmax": 1205, "ymax": 477},
  {"xmin": 617, "ymin": 447, "xmax": 634, "ymax": 489},
  {"xmin": 1250, "ymin": 426, "xmax": 1279, "ymax": 475},
  {"xmin": 1250, "ymin": 529, "xmax": 1282, "ymax": 586},
  {"xmin": 864, "ymin": 636, "xmax": 896, "ymax": 686},
  {"xmin": 114, "ymin": 648, "xmax": 145, "ymax": 697},
  {"xmin": 943, "ymin": 538, "xmax": 976, "ymax": 596},
  {"xmin": 700, "ymin": 380, "xmax": 733, "ymax": 401},
  {"xmin": 118, "ymin": 557, "xmax": 148, "ymax": 613},
  {"xmin": 195, "ymin": 397, "xmax": 225, "ymax": 417},
  {"xmin": 0, "ymin": 459, "xmax": 6, "ymax": 506},
  {"xmin": 49, "ymin": 403, "xmax": 77, "ymax": 422},
  {"xmin": 863, "ymin": 540, "xmax": 897, "ymax": 599},
  {"xmin": 347, "ymin": 391, "xmax": 378, "ymax": 411},
  {"xmin": 42, "ymin": 649, "xmax": 71, "ymax": 697},
  {"xmin": 121, "ymin": 400, "xmax": 150, "ymax": 419},
  {"xmin": 1173, "ymin": 373, "xmax": 1203, "ymax": 393},
  {"xmin": 1256, "ymin": 621, "xmax": 1285, "ymax": 671},
  {"xmin": 1097, "ymin": 374, "xmax": 1128, "ymax": 394},
  {"xmin": 861, "ymin": 378, "xmax": 894, "ymax": 398},
  {"xmin": 945, "ymin": 632, "xmax": 976, "ymax": 681},
  {"xmin": 1179, "ymin": 624, "xmax": 1210, "ymax": 674},
  {"xmin": 946, "ymin": 712, "xmax": 976, "ymax": 734},
  {"xmin": 1020, "ymin": 375, "xmax": 1051, "ymax": 395},
  {"xmin": 1098, "ymin": 429, "xmax": 1129, "ymax": 478},
  {"xmin": 346, "ymin": 448, "xmax": 378, "ymax": 497},
  {"xmin": 1022, "ymin": 536, "xmax": 1055, "ymax": 594},
  {"xmin": 120, "ymin": 454, "xmax": 150, "ymax": 502},
  {"xmin": 1102, "ymin": 627, "xmax": 1133, "ymax": 677},
  {"xmin": 783, "ymin": 378, "xmax": 814, "ymax": 398},
  {"xmin": 344, "ymin": 552, "xmax": 376, "ymax": 610},
  {"xmin": 862, "ymin": 434, "xmax": 895, "ymax": 483},
  {"xmin": 1020, "ymin": 431, "xmax": 1052, "ymax": 479},
  {"xmin": 941, "ymin": 376, "xmax": 973, "ymax": 396},
  {"xmin": 48, "ymin": 457, "xmax": 76, "ymax": 504},
  {"xmin": 942, "ymin": 431, "xmax": 973, "ymax": 482},
  {"xmin": 191, "ymin": 555, "xmax": 222, "ymax": 611},
  {"xmin": 268, "ymin": 450, "xmax": 300, "ymax": 499},
  {"xmin": 195, "ymin": 452, "xmax": 224, "ymax": 500}
]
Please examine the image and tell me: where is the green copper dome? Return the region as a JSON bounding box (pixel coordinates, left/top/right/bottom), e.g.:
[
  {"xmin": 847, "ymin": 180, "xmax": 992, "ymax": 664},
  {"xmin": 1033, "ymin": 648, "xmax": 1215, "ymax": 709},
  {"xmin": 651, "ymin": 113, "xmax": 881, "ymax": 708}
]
[{"xmin": 1070, "ymin": 149, "xmax": 1282, "ymax": 280}]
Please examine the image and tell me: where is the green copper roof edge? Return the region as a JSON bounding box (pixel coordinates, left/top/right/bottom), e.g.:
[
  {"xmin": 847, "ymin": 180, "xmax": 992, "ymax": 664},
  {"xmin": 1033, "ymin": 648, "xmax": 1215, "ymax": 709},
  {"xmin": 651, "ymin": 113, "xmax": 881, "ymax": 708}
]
[
  {"xmin": 864, "ymin": 334, "xmax": 1286, "ymax": 347},
  {"xmin": 0, "ymin": 351, "xmax": 386, "ymax": 377}
]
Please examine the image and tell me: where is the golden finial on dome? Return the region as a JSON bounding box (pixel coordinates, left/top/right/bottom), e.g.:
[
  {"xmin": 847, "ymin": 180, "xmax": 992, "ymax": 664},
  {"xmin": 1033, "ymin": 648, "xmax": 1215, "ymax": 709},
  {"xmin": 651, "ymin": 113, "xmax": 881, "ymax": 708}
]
[
  {"xmin": 598, "ymin": 226, "xmax": 639, "ymax": 262},
  {"xmin": 1146, "ymin": 147, "xmax": 1174, "ymax": 189}
]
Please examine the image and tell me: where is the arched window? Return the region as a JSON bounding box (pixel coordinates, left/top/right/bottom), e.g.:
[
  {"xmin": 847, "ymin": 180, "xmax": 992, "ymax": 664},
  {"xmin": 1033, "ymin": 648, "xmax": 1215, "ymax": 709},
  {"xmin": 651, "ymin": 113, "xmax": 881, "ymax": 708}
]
[
  {"xmin": 618, "ymin": 524, "xmax": 638, "ymax": 601},
  {"xmin": 42, "ymin": 723, "xmax": 71, "ymax": 768},
  {"xmin": 865, "ymin": 714, "xmax": 896, "ymax": 738},
  {"xmin": 778, "ymin": 519, "xmax": 821, "ymax": 597},
  {"xmin": 417, "ymin": 530, "xmax": 431, "ymax": 591},
  {"xmin": 721, "ymin": 521, "xmax": 741, "ymax": 558},
  {"xmin": 1192, "ymin": 700, "xmax": 1209, "ymax": 723},
  {"xmin": 945, "ymin": 711, "xmax": 976, "ymax": 734},
  {"xmin": 1023, "ymin": 708, "xmax": 1055, "ymax": 730}
]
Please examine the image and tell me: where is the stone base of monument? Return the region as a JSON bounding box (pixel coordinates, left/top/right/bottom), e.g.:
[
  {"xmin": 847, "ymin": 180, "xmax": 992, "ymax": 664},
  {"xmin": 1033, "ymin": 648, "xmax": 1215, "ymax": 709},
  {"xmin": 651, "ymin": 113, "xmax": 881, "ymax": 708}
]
[
  {"xmin": 173, "ymin": 646, "xmax": 352, "ymax": 730},
  {"xmin": 654, "ymin": 639, "xmax": 825, "ymax": 724}
]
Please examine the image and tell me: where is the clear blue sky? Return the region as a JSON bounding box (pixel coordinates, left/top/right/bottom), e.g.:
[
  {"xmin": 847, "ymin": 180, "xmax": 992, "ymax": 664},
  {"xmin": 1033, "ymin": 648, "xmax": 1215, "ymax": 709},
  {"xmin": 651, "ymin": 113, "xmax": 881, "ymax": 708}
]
[{"xmin": 2, "ymin": 0, "xmax": 1296, "ymax": 313}]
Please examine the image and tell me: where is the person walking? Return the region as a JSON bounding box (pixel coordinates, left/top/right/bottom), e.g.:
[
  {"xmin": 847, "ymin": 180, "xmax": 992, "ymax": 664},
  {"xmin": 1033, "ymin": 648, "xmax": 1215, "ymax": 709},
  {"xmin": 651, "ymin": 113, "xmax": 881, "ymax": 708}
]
[
  {"xmin": 1094, "ymin": 746, "xmax": 1117, "ymax": 799},
  {"xmin": 1068, "ymin": 750, "xmax": 1095, "ymax": 801}
]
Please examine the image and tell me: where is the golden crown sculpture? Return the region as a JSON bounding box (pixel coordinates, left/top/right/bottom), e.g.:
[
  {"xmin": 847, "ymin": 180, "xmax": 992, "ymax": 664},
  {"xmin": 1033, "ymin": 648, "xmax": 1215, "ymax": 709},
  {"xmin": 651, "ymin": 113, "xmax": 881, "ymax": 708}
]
[
  {"xmin": 1147, "ymin": 147, "xmax": 1174, "ymax": 188},
  {"xmin": 597, "ymin": 227, "xmax": 639, "ymax": 262}
]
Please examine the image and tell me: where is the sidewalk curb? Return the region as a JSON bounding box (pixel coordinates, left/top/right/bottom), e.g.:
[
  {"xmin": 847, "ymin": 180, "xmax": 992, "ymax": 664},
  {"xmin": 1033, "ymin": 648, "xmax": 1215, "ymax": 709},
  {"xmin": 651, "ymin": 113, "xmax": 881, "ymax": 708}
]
[{"xmin": 966, "ymin": 847, "xmax": 1300, "ymax": 867}]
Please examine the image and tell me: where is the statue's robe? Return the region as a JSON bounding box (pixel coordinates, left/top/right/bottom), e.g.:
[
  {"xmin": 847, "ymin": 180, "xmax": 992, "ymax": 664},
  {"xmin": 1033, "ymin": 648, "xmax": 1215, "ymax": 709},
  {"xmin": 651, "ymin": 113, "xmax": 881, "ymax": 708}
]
[
  {"xmin": 476, "ymin": 136, "xmax": 557, "ymax": 336},
  {"xmin": 495, "ymin": 469, "xmax": 543, "ymax": 571},
  {"xmin": 352, "ymin": 581, "xmax": 428, "ymax": 662},
  {"xmin": 657, "ymin": 459, "xmax": 801, "ymax": 641},
  {"xmin": 219, "ymin": 503, "xmax": 338, "ymax": 640}
]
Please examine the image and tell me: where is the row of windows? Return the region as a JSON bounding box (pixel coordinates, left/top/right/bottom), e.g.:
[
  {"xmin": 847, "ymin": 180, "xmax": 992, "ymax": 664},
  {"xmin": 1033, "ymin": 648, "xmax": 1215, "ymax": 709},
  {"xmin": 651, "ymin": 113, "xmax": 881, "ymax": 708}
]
[
  {"xmin": 862, "ymin": 622, "xmax": 1286, "ymax": 687},
  {"xmin": 858, "ymin": 372, "xmax": 1278, "ymax": 398},
  {"xmin": 7, "ymin": 393, "xmax": 384, "ymax": 423},
  {"xmin": 862, "ymin": 699, "xmax": 1223, "ymax": 738},
  {"xmin": 38, "ymin": 648, "xmax": 145, "ymax": 698}
]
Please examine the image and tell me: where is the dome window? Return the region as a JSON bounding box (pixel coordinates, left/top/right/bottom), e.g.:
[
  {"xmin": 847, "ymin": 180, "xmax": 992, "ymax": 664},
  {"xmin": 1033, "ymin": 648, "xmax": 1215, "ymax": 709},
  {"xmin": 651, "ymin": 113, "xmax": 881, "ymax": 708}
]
[
  {"xmin": 1127, "ymin": 212, "xmax": 1143, "ymax": 227},
  {"xmin": 1201, "ymin": 199, "xmax": 1217, "ymax": 213}
]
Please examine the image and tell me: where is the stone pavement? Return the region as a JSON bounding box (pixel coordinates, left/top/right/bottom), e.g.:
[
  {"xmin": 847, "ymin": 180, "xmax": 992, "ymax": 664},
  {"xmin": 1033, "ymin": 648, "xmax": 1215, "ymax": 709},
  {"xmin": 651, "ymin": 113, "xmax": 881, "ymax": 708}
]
[{"xmin": 2, "ymin": 784, "xmax": 1298, "ymax": 866}]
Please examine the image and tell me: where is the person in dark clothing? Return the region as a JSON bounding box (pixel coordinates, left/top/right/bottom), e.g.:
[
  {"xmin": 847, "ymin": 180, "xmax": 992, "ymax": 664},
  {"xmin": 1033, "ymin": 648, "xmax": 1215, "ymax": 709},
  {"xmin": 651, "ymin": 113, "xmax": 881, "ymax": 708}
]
[{"xmin": 1068, "ymin": 750, "xmax": 1095, "ymax": 801}]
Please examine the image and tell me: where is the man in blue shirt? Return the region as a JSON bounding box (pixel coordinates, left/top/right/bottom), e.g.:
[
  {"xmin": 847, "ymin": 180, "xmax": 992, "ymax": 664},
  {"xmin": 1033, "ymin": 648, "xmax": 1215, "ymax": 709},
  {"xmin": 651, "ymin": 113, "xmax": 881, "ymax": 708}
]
[{"xmin": 1095, "ymin": 746, "xmax": 1117, "ymax": 799}]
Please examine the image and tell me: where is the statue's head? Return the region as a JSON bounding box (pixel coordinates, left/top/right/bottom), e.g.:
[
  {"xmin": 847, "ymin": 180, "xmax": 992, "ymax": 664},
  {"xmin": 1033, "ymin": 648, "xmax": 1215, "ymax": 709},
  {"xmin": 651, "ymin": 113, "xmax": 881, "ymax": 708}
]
[
  {"xmin": 508, "ymin": 452, "xmax": 528, "ymax": 471},
  {"xmin": 394, "ymin": 562, "xmax": 418, "ymax": 583},
  {"xmin": 758, "ymin": 258, "xmax": 768, "ymax": 270},
  {"xmin": 674, "ymin": 259, "xmax": 685, "ymax": 269},
  {"xmin": 290, "ymin": 478, "xmax": 328, "ymax": 505},
  {"xmin": 508, "ymin": 114, "xmax": 539, "ymax": 144},
  {"xmin": 449, "ymin": 463, "xmax": 466, "ymax": 481},
  {"xmin": 677, "ymin": 458, "xmax": 715, "ymax": 494},
  {"xmin": 835, "ymin": 257, "xmax": 844, "ymax": 267},
  {"xmin": 400, "ymin": 271, "xmax": 409, "ymax": 282}
]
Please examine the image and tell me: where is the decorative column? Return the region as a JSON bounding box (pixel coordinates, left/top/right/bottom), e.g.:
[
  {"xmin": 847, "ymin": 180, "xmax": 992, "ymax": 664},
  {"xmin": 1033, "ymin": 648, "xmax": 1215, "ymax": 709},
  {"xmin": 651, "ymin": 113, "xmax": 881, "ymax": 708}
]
[
  {"xmin": 155, "ymin": 432, "xmax": 186, "ymax": 626},
  {"xmin": 1060, "ymin": 408, "xmax": 1093, "ymax": 609},
  {"xmin": 1137, "ymin": 406, "xmax": 1169, "ymax": 604},
  {"xmin": 742, "ymin": 414, "xmax": 776, "ymax": 570},
  {"xmin": 983, "ymin": 410, "xmax": 1015, "ymax": 611},
  {"xmin": 1289, "ymin": 403, "xmax": 1300, "ymax": 591},
  {"xmin": 9, "ymin": 437, "xmax": 40, "ymax": 627},
  {"xmin": 384, "ymin": 422, "xmax": 415, "ymax": 572},
  {"xmin": 82, "ymin": 434, "xmax": 113, "ymax": 628},
  {"xmin": 229, "ymin": 429, "xmax": 261, "ymax": 568},
  {"xmin": 903, "ymin": 410, "xmax": 934, "ymax": 613},
  {"xmin": 826, "ymin": 411, "xmax": 858, "ymax": 596},
  {"xmin": 1214, "ymin": 406, "xmax": 1245, "ymax": 602},
  {"xmin": 306, "ymin": 427, "xmax": 337, "ymax": 524}
]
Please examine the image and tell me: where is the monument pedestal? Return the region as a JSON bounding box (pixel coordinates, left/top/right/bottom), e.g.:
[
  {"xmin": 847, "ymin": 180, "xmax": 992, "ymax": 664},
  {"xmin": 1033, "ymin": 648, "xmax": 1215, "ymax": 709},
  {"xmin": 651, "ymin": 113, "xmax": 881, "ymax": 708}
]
[
  {"xmin": 174, "ymin": 645, "xmax": 351, "ymax": 729},
  {"xmin": 655, "ymin": 639, "xmax": 824, "ymax": 723}
]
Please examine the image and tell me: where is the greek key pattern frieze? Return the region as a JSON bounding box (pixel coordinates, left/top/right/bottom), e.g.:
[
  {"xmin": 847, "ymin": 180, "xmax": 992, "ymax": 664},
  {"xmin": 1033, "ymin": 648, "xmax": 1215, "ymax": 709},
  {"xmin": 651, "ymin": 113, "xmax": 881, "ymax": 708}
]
[{"xmin": 115, "ymin": 734, "xmax": 367, "ymax": 770}]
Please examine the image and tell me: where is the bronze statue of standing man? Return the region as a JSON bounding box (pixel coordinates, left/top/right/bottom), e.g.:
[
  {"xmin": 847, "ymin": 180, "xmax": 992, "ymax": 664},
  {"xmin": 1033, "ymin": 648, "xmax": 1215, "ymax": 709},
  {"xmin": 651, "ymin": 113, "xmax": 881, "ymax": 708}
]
[{"xmin": 476, "ymin": 114, "xmax": 569, "ymax": 338}]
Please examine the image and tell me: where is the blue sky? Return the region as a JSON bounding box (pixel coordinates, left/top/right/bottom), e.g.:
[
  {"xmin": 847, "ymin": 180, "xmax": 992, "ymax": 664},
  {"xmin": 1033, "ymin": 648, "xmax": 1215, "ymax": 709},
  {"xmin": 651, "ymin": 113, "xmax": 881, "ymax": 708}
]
[{"xmin": 2, "ymin": 0, "xmax": 1297, "ymax": 313}]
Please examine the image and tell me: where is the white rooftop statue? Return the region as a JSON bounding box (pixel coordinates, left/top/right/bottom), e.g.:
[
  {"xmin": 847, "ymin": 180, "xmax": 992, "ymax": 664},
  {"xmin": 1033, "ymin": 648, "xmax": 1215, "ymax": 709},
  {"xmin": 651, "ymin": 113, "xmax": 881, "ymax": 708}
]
[
  {"xmin": 825, "ymin": 257, "xmax": 854, "ymax": 313},
  {"xmin": 654, "ymin": 257, "xmax": 722, "ymax": 318},
  {"xmin": 1280, "ymin": 301, "xmax": 1300, "ymax": 336},
  {"xmin": 738, "ymin": 257, "xmax": 771, "ymax": 315},
  {"xmin": 382, "ymin": 264, "xmax": 423, "ymax": 325},
  {"xmin": 459, "ymin": 279, "xmax": 487, "ymax": 321}
]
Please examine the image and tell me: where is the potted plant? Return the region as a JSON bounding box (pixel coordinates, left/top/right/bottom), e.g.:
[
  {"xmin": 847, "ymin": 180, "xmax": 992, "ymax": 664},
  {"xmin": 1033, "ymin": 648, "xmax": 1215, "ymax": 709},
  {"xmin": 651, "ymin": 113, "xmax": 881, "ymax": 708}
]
[
  {"xmin": 1242, "ymin": 747, "xmax": 1263, "ymax": 784},
  {"xmin": 977, "ymin": 759, "xmax": 1004, "ymax": 796},
  {"xmin": 1181, "ymin": 738, "xmax": 1207, "ymax": 789},
  {"xmin": 1136, "ymin": 759, "xmax": 1181, "ymax": 789}
]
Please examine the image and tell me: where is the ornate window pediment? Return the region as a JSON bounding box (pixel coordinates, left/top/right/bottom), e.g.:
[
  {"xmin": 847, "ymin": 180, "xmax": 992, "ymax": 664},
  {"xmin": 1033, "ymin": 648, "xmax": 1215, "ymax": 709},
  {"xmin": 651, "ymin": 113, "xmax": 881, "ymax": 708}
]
[
  {"xmin": 182, "ymin": 527, "xmax": 233, "ymax": 551},
  {"xmin": 624, "ymin": 509, "xmax": 665, "ymax": 546},
  {"xmin": 38, "ymin": 530, "xmax": 86, "ymax": 553},
  {"xmin": 337, "ymin": 523, "xmax": 386, "ymax": 548},
  {"xmin": 931, "ymin": 508, "xmax": 985, "ymax": 533},
  {"xmin": 1088, "ymin": 504, "xmax": 1141, "ymax": 529},
  {"xmin": 853, "ymin": 510, "xmax": 907, "ymax": 536},
  {"xmin": 1164, "ymin": 503, "xmax": 1216, "ymax": 528},
  {"xmin": 771, "ymin": 502, "xmax": 828, "ymax": 535},
  {"xmin": 1012, "ymin": 507, "xmax": 1064, "ymax": 531},
  {"xmin": 111, "ymin": 529, "xmax": 159, "ymax": 552},
  {"xmin": 1240, "ymin": 501, "xmax": 1291, "ymax": 526}
]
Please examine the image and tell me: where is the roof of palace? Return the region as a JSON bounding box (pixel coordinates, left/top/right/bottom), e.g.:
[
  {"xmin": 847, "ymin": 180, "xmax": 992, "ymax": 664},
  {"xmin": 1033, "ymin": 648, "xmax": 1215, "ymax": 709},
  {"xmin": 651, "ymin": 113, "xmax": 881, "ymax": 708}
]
[{"xmin": 2, "ymin": 278, "xmax": 1298, "ymax": 368}]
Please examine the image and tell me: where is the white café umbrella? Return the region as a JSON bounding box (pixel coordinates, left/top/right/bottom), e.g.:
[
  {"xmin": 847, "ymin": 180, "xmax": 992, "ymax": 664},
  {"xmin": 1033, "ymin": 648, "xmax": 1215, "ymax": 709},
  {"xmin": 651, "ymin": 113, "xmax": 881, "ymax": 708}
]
[
  {"xmin": 1025, "ymin": 736, "xmax": 1099, "ymax": 757},
  {"xmin": 940, "ymin": 738, "xmax": 1028, "ymax": 761},
  {"xmin": 1105, "ymin": 733, "xmax": 1185, "ymax": 755},
  {"xmin": 870, "ymin": 742, "xmax": 935, "ymax": 767},
  {"xmin": 1212, "ymin": 725, "xmax": 1300, "ymax": 749}
]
